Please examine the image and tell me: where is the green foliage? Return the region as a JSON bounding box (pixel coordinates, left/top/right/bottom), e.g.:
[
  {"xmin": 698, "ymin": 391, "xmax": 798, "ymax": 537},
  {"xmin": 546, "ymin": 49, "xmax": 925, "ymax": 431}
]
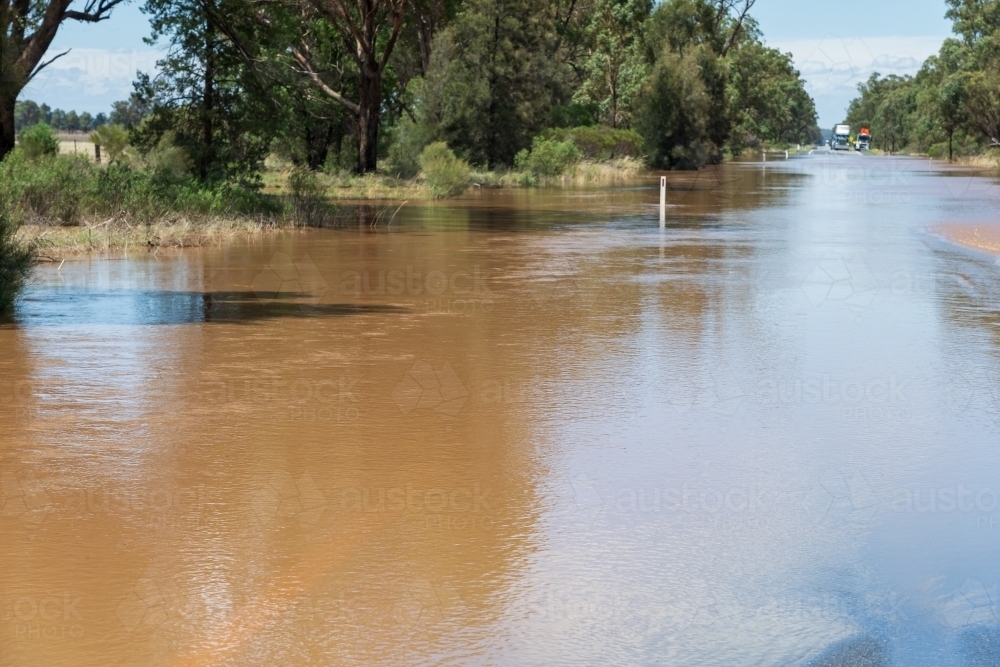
[
  {"xmin": 420, "ymin": 0, "xmax": 569, "ymax": 167},
  {"xmin": 728, "ymin": 42, "xmax": 819, "ymax": 151},
  {"xmin": 142, "ymin": 131, "xmax": 191, "ymax": 182},
  {"xmin": 573, "ymin": 0, "xmax": 651, "ymax": 128},
  {"xmin": 514, "ymin": 136, "xmax": 582, "ymax": 177},
  {"xmin": 17, "ymin": 123, "xmax": 59, "ymax": 159},
  {"xmin": 419, "ymin": 142, "xmax": 470, "ymax": 198},
  {"xmin": 16, "ymin": 101, "xmax": 109, "ymax": 133},
  {"xmin": 109, "ymin": 94, "xmax": 149, "ymax": 129},
  {"xmin": 542, "ymin": 125, "xmax": 644, "ymax": 160},
  {"xmin": 634, "ymin": 49, "xmax": 711, "ymax": 169},
  {"xmin": 550, "ymin": 104, "xmax": 599, "ymax": 128},
  {"xmin": 0, "ymin": 152, "xmax": 280, "ymax": 226},
  {"xmin": 135, "ymin": 0, "xmax": 275, "ymax": 183},
  {"xmin": 0, "ymin": 209, "xmax": 35, "ymax": 313},
  {"xmin": 635, "ymin": 0, "xmax": 817, "ymax": 166},
  {"xmin": 385, "ymin": 113, "xmax": 434, "ymax": 179},
  {"xmin": 90, "ymin": 124, "xmax": 130, "ymax": 162},
  {"xmin": 286, "ymin": 167, "xmax": 333, "ymax": 225},
  {"xmin": 843, "ymin": 1, "xmax": 1000, "ymax": 158}
]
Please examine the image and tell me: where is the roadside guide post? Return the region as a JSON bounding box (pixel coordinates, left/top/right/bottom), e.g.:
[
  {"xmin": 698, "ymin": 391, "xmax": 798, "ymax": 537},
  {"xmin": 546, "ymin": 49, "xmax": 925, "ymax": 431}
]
[{"xmin": 660, "ymin": 177, "xmax": 666, "ymax": 227}]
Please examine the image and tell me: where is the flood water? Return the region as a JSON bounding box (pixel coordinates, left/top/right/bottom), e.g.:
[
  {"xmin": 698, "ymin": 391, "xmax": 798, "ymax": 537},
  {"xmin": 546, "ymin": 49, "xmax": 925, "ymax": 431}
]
[{"xmin": 5, "ymin": 154, "xmax": 1000, "ymax": 666}]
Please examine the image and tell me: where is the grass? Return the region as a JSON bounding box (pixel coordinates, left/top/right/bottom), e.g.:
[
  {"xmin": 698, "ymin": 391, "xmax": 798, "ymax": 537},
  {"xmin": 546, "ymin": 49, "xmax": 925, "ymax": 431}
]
[
  {"xmin": 263, "ymin": 157, "xmax": 647, "ymax": 200},
  {"xmin": 18, "ymin": 216, "xmax": 289, "ymax": 257}
]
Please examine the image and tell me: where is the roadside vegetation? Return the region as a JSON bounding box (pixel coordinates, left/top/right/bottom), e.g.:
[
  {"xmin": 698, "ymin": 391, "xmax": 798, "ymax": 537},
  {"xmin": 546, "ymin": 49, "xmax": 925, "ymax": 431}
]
[
  {"xmin": 0, "ymin": 0, "xmax": 821, "ymax": 309},
  {"xmin": 844, "ymin": 0, "xmax": 1000, "ymax": 162}
]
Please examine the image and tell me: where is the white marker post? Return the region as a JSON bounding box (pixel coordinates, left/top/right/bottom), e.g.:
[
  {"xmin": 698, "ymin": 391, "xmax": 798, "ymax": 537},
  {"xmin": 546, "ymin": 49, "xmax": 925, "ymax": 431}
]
[{"xmin": 659, "ymin": 176, "xmax": 666, "ymax": 227}]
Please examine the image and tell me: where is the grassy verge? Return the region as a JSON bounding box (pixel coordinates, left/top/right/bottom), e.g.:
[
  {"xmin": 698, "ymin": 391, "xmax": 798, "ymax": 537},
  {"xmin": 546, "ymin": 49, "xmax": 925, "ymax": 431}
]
[
  {"xmin": 17, "ymin": 217, "xmax": 292, "ymax": 258},
  {"xmin": 264, "ymin": 157, "xmax": 647, "ymax": 200},
  {"xmin": 1, "ymin": 150, "xmax": 335, "ymax": 258}
]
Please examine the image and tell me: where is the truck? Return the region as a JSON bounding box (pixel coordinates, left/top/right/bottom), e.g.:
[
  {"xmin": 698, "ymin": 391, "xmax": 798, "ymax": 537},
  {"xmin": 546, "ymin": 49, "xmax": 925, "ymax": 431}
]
[
  {"xmin": 855, "ymin": 127, "xmax": 871, "ymax": 151},
  {"xmin": 831, "ymin": 124, "xmax": 851, "ymax": 151}
]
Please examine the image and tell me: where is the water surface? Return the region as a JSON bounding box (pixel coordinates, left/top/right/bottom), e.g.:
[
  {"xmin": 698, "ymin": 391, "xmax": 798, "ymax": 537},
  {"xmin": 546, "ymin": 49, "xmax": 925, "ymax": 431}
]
[{"xmin": 4, "ymin": 155, "xmax": 1000, "ymax": 666}]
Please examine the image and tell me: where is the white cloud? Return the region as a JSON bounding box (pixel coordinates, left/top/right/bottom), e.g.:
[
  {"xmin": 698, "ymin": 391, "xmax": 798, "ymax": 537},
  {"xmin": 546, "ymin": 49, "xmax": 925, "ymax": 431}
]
[
  {"xmin": 22, "ymin": 48, "xmax": 163, "ymax": 113},
  {"xmin": 769, "ymin": 36, "xmax": 945, "ymax": 126}
]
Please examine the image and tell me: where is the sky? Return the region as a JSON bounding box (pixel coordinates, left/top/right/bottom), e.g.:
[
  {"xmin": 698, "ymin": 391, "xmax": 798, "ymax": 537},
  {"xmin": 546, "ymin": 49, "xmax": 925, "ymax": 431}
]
[{"xmin": 24, "ymin": 0, "xmax": 955, "ymax": 128}]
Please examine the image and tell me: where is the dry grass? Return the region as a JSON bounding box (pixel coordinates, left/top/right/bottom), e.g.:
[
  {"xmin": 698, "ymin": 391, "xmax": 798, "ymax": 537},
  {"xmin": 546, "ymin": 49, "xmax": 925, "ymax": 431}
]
[
  {"xmin": 952, "ymin": 153, "xmax": 1000, "ymax": 170},
  {"xmin": 17, "ymin": 216, "xmax": 290, "ymax": 258},
  {"xmin": 264, "ymin": 169, "xmax": 428, "ymax": 201},
  {"xmin": 551, "ymin": 158, "xmax": 645, "ymax": 185},
  {"xmin": 263, "ymin": 158, "xmax": 647, "ymax": 201}
]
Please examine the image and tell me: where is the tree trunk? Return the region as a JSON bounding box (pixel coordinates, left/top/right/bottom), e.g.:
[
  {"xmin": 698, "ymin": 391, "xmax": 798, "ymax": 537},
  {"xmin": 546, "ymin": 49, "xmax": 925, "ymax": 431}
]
[
  {"xmin": 415, "ymin": 0, "xmax": 443, "ymax": 75},
  {"xmin": 948, "ymin": 129, "xmax": 953, "ymax": 162},
  {"xmin": 356, "ymin": 71, "xmax": 381, "ymax": 173},
  {"xmin": 201, "ymin": 14, "xmax": 216, "ymax": 180},
  {"xmin": 0, "ymin": 96, "xmax": 16, "ymax": 160}
]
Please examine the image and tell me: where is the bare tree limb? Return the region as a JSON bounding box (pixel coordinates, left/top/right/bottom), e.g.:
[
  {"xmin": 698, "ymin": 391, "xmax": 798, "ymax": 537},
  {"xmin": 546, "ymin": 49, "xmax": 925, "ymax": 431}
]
[{"xmin": 29, "ymin": 48, "xmax": 70, "ymax": 81}]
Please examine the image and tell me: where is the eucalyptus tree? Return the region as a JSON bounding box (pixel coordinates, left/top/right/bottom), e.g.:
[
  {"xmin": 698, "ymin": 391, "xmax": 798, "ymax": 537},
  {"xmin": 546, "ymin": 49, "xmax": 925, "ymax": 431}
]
[{"xmin": 288, "ymin": 0, "xmax": 409, "ymax": 173}]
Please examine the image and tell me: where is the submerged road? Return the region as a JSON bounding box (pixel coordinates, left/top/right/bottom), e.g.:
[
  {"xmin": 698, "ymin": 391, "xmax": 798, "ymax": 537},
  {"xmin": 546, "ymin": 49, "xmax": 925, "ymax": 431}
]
[{"xmin": 3, "ymin": 154, "xmax": 1000, "ymax": 666}]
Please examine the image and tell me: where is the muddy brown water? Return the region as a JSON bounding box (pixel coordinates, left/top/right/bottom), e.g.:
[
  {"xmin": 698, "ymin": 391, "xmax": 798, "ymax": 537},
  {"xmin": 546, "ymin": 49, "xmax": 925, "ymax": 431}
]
[{"xmin": 4, "ymin": 154, "xmax": 1000, "ymax": 666}]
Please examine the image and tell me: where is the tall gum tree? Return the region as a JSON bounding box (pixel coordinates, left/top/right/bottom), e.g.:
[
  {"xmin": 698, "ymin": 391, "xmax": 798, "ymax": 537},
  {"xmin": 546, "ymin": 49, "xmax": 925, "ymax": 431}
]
[
  {"xmin": 291, "ymin": 0, "xmax": 409, "ymax": 173},
  {"xmin": 0, "ymin": 0, "xmax": 126, "ymax": 159}
]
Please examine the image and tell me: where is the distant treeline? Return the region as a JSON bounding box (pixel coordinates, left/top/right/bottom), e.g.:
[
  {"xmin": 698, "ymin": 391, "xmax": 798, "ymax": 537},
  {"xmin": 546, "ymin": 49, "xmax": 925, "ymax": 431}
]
[
  {"xmin": 15, "ymin": 97, "xmax": 148, "ymax": 134},
  {"xmin": 844, "ymin": 0, "xmax": 1000, "ymax": 160}
]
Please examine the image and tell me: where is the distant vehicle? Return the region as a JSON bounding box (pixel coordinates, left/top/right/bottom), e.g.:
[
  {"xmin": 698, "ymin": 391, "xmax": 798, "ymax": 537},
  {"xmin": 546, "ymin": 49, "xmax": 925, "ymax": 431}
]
[
  {"xmin": 831, "ymin": 124, "xmax": 850, "ymax": 151},
  {"xmin": 855, "ymin": 127, "xmax": 871, "ymax": 150}
]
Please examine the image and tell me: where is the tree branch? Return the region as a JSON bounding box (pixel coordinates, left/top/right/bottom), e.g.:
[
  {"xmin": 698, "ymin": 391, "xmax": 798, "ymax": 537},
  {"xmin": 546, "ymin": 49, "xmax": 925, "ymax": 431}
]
[
  {"xmin": 64, "ymin": 0, "xmax": 127, "ymax": 22},
  {"xmin": 29, "ymin": 48, "xmax": 70, "ymax": 81},
  {"xmin": 291, "ymin": 46, "xmax": 361, "ymax": 115}
]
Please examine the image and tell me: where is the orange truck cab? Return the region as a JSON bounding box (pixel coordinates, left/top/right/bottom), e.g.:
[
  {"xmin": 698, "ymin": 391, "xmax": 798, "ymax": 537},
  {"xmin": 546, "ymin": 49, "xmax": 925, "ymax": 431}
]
[{"xmin": 855, "ymin": 127, "xmax": 871, "ymax": 150}]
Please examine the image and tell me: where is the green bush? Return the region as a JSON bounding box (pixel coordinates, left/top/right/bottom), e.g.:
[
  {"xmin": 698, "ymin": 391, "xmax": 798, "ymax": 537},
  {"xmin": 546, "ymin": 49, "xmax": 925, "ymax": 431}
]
[
  {"xmin": 0, "ymin": 209, "xmax": 35, "ymax": 313},
  {"xmin": 90, "ymin": 125, "xmax": 130, "ymax": 163},
  {"xmin": 0, "ymin": 151, "xmax": 92, "ymax": 224},
  {"xmin": 549, "ymin": 103, "xmax": 599, "ymax": 128},
  {"xmin": 18, "ymin": 123, "xmax": 59, "ymax": 159},
  {"xmin": 385, "ymin": 116, "xmax": 433, "ymax": 179},
  {"xmin": 419, "ymin": 142, "xmax": 470, "ymax": 198},
  {"xmin": 143, "ymin": 131, "xmax": 191, "ymax": 182},
  {"xmin": 542, "ymin": 125, "xmax": 644, "ymax": 160},
  {"xmin": 0, "ymin": 152, "xmax": 281, "ymax": 225},
  {"xmin": 514, "ymin": 136, "xmax": 582, "ymax": 177},
  {"xmin": 287, "ymin": 168, "xmax": 333, "ymax": 225}
]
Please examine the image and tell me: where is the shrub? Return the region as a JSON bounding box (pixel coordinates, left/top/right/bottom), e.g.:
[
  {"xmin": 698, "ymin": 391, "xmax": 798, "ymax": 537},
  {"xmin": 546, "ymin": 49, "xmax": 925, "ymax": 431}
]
[
  {"xmin": 0, "ymin": 209, "xmax": 35, "ymax": 313},
  {"xmin": 90, "ymin": 124, "xmax": 130, "ymax": 163},
  {"xmin": 542, "ymin": 125, "xmax": 644, "ymax": 160},
  {"xmin": 385, "ymin": 116, "xmax": 433, "ymax": 179},
  {"xmin": 143, "ymin": 131, "xmax": 191, "ymax": 182},
  {"xmin": 0, "ymin": 151, "xmax": 92, "ymax": 224},
  {"xmin": 287, "ymin": 168, "xmax": 333, "ymax": 225},
  {"xmin": 0, "ymin": 152, "xmax": 281, "ymax": 226},
  {"xmin": 419, "ymin": 142, "xmax": 470, "ymax": 198},
  {"xmin": 514, "ymin": 136, "xmax": 582, "ymax": 177},
  {"xmin": 18, "ymin": 123, "xmax": 59, "ymax": 159},
  {"xmin": 549, "ymin": 103, "xmax": 599, "ymax": 128}
]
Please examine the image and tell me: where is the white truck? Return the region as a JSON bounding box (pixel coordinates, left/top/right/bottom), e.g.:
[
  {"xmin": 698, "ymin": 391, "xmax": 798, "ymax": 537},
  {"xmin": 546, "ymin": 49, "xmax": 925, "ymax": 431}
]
[{"xmin": 831, "ymin": 124, "xmax": 851, "ymax": 151}]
